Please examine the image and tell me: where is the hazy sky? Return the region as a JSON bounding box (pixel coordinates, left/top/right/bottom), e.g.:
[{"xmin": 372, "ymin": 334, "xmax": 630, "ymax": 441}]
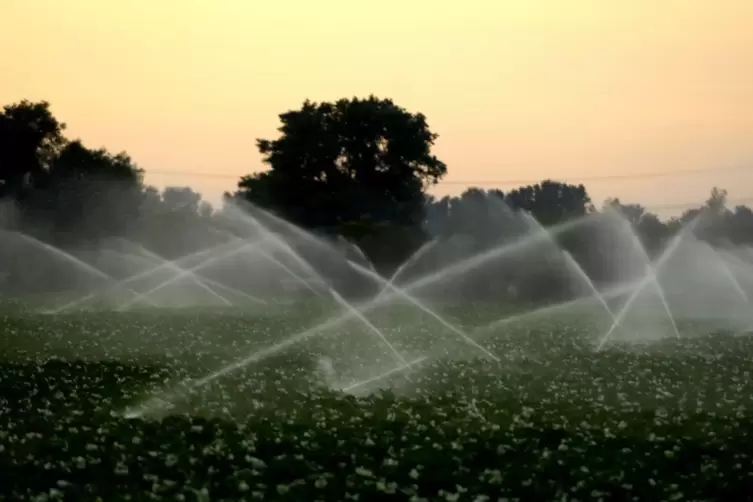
[{"xmin": 2, "ymin": 0, "xmax": 752, "ymax": 215}]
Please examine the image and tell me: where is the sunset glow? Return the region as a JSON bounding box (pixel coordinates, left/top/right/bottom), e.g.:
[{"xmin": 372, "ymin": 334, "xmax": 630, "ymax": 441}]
[{"xmin": 2, "ymin": 0, "xmax": 752, "ymax": 212}]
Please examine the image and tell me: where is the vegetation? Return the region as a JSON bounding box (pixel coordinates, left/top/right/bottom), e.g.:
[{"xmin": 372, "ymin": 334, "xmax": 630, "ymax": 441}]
[
  {"xmin": 2, "ymin": 98, "xmax": 751, "ymax": 274},
  {"xmin": 2, "ymin": 97, "xmax": 753, "ymax": 498},
  {"xmin": 1, "ymin": 308, "xmax": 752, "ymax": 499}
]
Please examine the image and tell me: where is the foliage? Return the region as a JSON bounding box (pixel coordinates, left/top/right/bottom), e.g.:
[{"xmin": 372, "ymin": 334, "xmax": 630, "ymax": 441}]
[
  {"xmin": 1, "ymin": 309, "xmax": 753, "ymax": 499},
  {"xmin": 233, "ymin": 96, "xmax": 447, "ymax": 266},
  {"xmin": 3, "ymin": 96, "xmax": 753, "ymax": 499},
  {"xmin": 506, "ymin": 179, "xmax": 593, "ymax": 225},
  {"xmin": 0, "ymin": 100, "xmax": 67, "ymax": 198},
  {"xmin": 2, "ymin": 97, "xmax": 753, "ymax": 280},
  {"xmin": 0, "ymin": 100, "xmax": 225, "ymax": 256},
  {"xmin": 22, "ymin": 141, "xmax": 145, "ymax": 242}
]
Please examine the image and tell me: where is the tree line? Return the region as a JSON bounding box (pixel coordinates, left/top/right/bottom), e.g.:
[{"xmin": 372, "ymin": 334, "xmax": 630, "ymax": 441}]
[{"xmin": 1, "ymin": 98, "xmax": 750, "ymax": 275}]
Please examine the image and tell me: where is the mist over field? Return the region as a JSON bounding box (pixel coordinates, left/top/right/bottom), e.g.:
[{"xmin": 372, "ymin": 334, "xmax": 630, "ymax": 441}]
[{"xmin": 2, "ymin": 84, "xmax": 753, "ymax": 499}]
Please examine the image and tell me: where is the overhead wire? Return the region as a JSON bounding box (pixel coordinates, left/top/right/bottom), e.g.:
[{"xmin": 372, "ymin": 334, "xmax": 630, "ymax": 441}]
[
  {"xmin": 142, "ymin": 164, "xmax": 750, "ymax": 185},
  {"xmin": 140, "ymin": 164, "xmax": 753, "ymax": 212}
]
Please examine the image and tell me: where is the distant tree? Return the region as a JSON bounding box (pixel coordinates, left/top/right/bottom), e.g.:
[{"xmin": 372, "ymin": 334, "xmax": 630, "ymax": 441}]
[
  {"xmin": 445, "ymin": 188, "xmax": 492, "ymax": 238},
  {"xmin": 134, "ymin": 186, "xmax": 219, "ymax": 258},
  {"xmin": 139, "ymin": 186, "xmax": 163, "ymax": 215},
  {"xmin": 679, "ymin": 207, "xmax": 702, "ymax": 225},
  {"xmin": 7, "ymin": 97, "xmax": 752, "ymax": 305},
  {"xmin": 636, "ymin": 213, "xmax": 671, "ymax": 253},
  {"xmin": 603, "ymin": 198, "xmax": 645, "ymax": 227},
  {"xmin": 685, "ymin": 186, "xmax": 732, "ymax": 245},
  {"xmin": 728, "ymin": 205, "xmax": 753, "ymax": 244},
  {"xmin": 431, "ymin": 188, "xmax": 527, "ymax": 247},
  {"xmin": 506, "ymin": 180, "xmax": 592, "ymax": 226},
  {"xmin": 234, "ymin": 96, "xmax": 447, "ymax": 242},
  {"xmin": 423, "ymin": 194, "xmax": 448, "ymax": 237},
  {"xmin": 705, "ymin": 186, "xmax": 728, "ymax": 214},
  {"xmin": 24, "ymin": 140, "xmax": 144, "ymax": 242},
  {"xmin": 199, "ymin": 201, "xmax": 214, "ymax": 219},
  {"xmin": 603, "ymin": 198, "xmax": 670, "ymax": 252},
  {"xmin": 161, "ymin": 186, "xmax": 202, "ymax": 215},
  {"xmin": 0, "ymin": 100, "xmax": 66, "ymax": 199}
]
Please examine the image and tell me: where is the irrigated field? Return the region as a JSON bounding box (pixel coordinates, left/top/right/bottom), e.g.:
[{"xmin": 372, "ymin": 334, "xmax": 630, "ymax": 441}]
[{"xmin": 1, "ymin": 306, "xmax": 752, "ymax": 500}]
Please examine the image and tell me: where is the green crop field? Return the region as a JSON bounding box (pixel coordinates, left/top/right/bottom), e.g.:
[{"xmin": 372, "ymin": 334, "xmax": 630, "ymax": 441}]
[{"xmin": 1, "ymin": 306, "xmax": 752, "ymax": 500}]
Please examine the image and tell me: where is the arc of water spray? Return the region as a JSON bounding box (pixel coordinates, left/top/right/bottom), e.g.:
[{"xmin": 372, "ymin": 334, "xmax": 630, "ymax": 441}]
[
  {"xmin": 254, "ymin": 248, "xmax": 323, "ymax": 298},
  {"xmin": 147, "ymin": 226, "xmax": 319, "ymax": 301},
  {"xmin": 234, "ymin": 211, "xmax": 334, "ymax": 298},
  {"xmin": 5, "ymin": 231, "xmax": 114, "ymax": 283},
  {"xmin": 709, "ymin": 247, "xmax": 750, "ymax": 304},
  {"xmin": 517, "ymin": 212, "xmax": 616, "ymax": 323},
  {"xmin": 318, "ymin": 294, "xmax": 410, "ymax": 369},
  {"xmin": 1, "ymin": 231, "xmax": 157, "ymax": 311},
  {"xmin": 327, "ymin": 285, "xmax": 411, "ymax": 367},
  {"xmin": 46, "ymin": 239, "xmax": 248, "ymax": 313},
  {"xmin": 124, "ymin": 314, "xmax": 358, "ymax": 418},
  {"xmin": 118, "ymin": 243, "xmax": 265, "ymax": 305},
  {"xmin": 375, "ymin": 238, "xmax": 439, "ymax": 301},
  {"xmin": 346, "ymin": 259, "xmax": 499, "ymax": 362},
  {"xmin": 596, "ymin": 266, "xmax": 667, "ymax": 352},
  {"xmin": 122, "ymin": 249, "xmax": 232, "ymax": 307},
  {"xmin": 119, "ymin": 242, "xmax": 244, "ymax": 305},
  {"xmin": 712, "ymin": 249, "xmax": 753, "ymax": 334},
  {"xmin": 187, "ymin": 274, "xmax": 266, "ymax": 305},
  {"xmin": 116, "ymin": 239, "xmax": 267, "ymax": 311},
  {"xmin": 340, "ymin": 356, "xmax": 429, "ymax": 394},
  {"xmin": 220, "ymin": 211, "xmax": 591, "ymax": 361},
  {"xmin": 614, "ymin": 217, "xmax": 681, "ymax": 343},
  {"xmin": 516, "ymin": 212, "xmax": 617, "ymax": 325},
  {"xmin": 350, "ymin": 242, "xmax": 377, "ymax": 272},
  {"xmin": 391, "ymin": 217, "xmax": 592, "ymax": 303},
  {"xmin": 236, "ymin": 210, "xmax": 410, "ymax": 367},
  {"xmin": 246, "ymin": 204, "xmax": 591, "ymax": 310},
  {"xmin": 472, "ymin": 277, "xmax": 645, "ymax": 339},
  {"xmin": 126, "ymin": 212, "xmax": 597, "ymax": 418},
  {"xmin": 561, "ymin": 251, "xmax": 615, "ymax": 319},
  {"xmin": 596, "ymin": 219, "xmax": 699, "ymax": 351}
]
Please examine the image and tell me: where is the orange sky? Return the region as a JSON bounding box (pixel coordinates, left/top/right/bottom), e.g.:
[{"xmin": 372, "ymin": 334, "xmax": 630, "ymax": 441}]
[{"xmin": 2, "ymin": 0, "xmax": 752, "ymax": 216}]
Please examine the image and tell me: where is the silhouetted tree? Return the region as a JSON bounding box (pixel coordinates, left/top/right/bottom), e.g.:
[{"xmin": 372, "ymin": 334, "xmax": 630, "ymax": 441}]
[
  {"xmin": 604, "ymin": 198, "xmax": 645, "ymax": 226},
  {"xmin": 603, "ymin": 198, "xmax": 671, "ymax": 253},
  {"xmin": 636, "ymin": 213, "xmax": 671, "ymax": 253},
  {"xmin": 161, "ymin": 186, "xmax": 202, "ymax": 215},
  {"xmin": 23, "ymin": 140, "xmax": 144, "ymax": 243},
  {"xmin": 133, "ymin": 186, "xmax": 219, "ymax": 258},
  {"xmin": 506, "ymin": 180, "xmax": 592, "ymax": 226},
  {"xmin": 428, "ymin": 188, "xmax": 527, "ymax": 248},
  {"xmin": 0, "ymin": 100, "xmax": 66, "ymax": 199},
  {"xmin": 706, "ymin": 187, "xmax": 728, "ymax": 214},
  {"xmin": 139, "ymin": 186, "xmax": 163, "ymax": 215},
  {"xmin": 729, "ymin": 205, "xmax": 753, "ymax": 245},
  {"xmin": 693, "ymin": 187, "xmax": 732, "ymax": 245},
  {"xmin": 233, "ymin": 96, "xmax": 447, "ymax": 267},
  {"xmin": 5, "ymin": 98, "xmax": 753, "ymax": 304},
  {"xmin": 199, "ymin": 201, "xmax": 214, "ymax": 219},
  {"xmin": 424, "ymin": 194, "xmax": 449, "ymax": 237}
]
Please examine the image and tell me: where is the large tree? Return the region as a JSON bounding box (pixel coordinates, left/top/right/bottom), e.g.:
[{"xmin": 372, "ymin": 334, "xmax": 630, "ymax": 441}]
[
  {"xmin": 234, "ymin": 96, "xmax": 447, "ymax": 235},
  {"xmin": 25, "ymin": 140, "xmax": 145, "ymax": 242},
  {"xmin": 0, "ymin": 100, "xmax": 67, "ymax": 199}
]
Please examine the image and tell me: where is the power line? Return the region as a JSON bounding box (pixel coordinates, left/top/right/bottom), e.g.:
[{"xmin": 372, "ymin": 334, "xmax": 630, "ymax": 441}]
[
  {"xmin": 438, "ymin": 165, "xmax": 751, "ymax": 186},
  {"xmin": 141, "ymin": 165, "xmax": 753, "ymax": 212},
  {"xmin": 636, "ymin": 197, "xmax": 753, "ymax": 212},
  {"xmin": 143, "ymin": 164, "xmax": 750, "ymax": 185},
  {"xmin": 145, "ymin": 170, "xmax": 241, "ymax": 179}
]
